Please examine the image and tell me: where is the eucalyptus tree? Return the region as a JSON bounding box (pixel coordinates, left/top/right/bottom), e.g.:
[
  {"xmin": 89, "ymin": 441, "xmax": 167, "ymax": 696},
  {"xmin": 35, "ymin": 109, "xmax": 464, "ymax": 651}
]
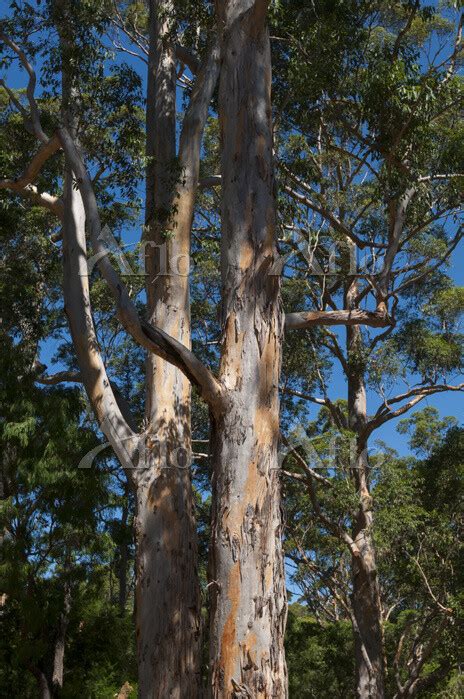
[
  {"xmin": 1, "ymin": 0, "xmax": 217, "ymax": 693},
  {"xmin": 0, "ymin": 1, "xmax": 389, "ymax": 695},
  {"xmin": 283, "ymin": 417, "xmax": 464, "ymax": 698},
  {"xmin": 3, "ymin": 1, "xmax": 461, "ymax": 697},
  {"xmin": 272, "ymin": 2, "xmax": 463, "ymax": 696}
]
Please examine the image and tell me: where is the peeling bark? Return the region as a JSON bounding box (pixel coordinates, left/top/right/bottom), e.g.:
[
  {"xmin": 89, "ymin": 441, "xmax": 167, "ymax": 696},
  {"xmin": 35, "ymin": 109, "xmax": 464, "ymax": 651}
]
[{"xmin": 209, "ymin": 2, "xmax": 287, "ymax": 695}]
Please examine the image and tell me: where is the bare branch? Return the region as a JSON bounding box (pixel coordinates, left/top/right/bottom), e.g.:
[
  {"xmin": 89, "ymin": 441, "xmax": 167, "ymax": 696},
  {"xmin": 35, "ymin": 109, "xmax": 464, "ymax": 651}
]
[
  {"xmin": 281, "ymin": 433, "xmax": 332, "ymax": 487},
  {"xmin": 281, "ymin": 435, "xmax": 364, "ymax": 560},
  {"xmin": 282, "ymin": 183, "xmax": 383, "ymax": 251},
  {"xmin": 35, "ymin": 371, "xmax": 81, "ymax": 385},
  {"xmin": 285, "ymin": 306, "xmax": 391, "ymax": 331},
  {"xmin": 0, "ymin": 31, "xmax": 49, "ymax": 143},
  {"xmin": 366, "ymin": 383, "xmax": 464, "ymax": 437},
  {"xmin": 404, "ymin": 551, "xmax": 453, "ymax": 615},
  {"xmin": 57, "ymin": 126, "xmax": 227, "ymax": 415},
  {"xmin": 112, "ymin": 40, "xmax": 148, "ymax": 64}
]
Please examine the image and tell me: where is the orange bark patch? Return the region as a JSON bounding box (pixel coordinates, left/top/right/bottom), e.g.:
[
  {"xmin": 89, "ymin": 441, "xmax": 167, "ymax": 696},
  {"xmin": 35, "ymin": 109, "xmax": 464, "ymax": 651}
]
[
  {"xmin": 220, "ymin": 560, "xmax": 241, "ymax": 690},
  {"xmin": 240, "ymin": 239, "xmax": 254, "ymax": 270}
]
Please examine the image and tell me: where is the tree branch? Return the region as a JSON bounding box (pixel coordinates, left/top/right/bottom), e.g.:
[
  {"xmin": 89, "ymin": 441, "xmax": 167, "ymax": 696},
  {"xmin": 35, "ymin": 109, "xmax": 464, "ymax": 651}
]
[
  {"xmin": 35, "ymin": 370, "xmax": 81, "ymax": 385},
  {"xmin": 366, "ymin": 383, "xmax": 464, "ymax": 437},
  {"xmin": 0, "ymin": 31, "xmax": 49, "ymax": 143},
  {"xmin": 199, "ymin": 174, "xmax": 222, "ymax": 189},
  {"xmin": 57, "ymin": 126, "xmax": 226, "ymax": 415},
  {"xmin": 0, "ymin": 133, "xmax": 61, "ymax": 189},
  {"xmin": 0, "ymin": 134, "xmax": 63, "ymax": 217},
  {"xmin": 282, "ymin": 435, "xmax": 364, "ymax": 560},
  {"xmin": 175, "ymin": 43, "xmax": 200, "ymax": 74},
  {"xmin": 285, "ymin": 306, "xmax": 391, "ymax": 331},
  {"xmin": 60, "ymin": 168, "xmax": 139, "ymax": 487}
]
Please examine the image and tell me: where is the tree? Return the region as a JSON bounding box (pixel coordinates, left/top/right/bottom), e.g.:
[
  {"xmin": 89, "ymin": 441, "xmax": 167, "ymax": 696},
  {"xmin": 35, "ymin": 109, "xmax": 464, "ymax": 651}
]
[
  {"xmin": 283, "ymin": 421, "xmax": 463, "ymax": 697},
  {"xmin": 0, "ymin": 367, "xmax": 122, "ymax": 697},
  {"xmin": 1, "ymin": 1, "xmax": 462, "ymax": 696},
  {"xmin": 272, "ymin": 1, "xmax": 463, "ymax": 696}
]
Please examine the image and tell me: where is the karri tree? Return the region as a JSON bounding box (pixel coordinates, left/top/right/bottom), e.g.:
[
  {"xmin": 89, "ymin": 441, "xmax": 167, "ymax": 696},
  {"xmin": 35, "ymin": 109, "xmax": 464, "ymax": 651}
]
[
  {"xmin": 272, "ymin": 1, "xmax": 463, "ymax": 696},
  {"xmin": 1, "ymin": 0, "xmax": 462, "ymax": 696}
]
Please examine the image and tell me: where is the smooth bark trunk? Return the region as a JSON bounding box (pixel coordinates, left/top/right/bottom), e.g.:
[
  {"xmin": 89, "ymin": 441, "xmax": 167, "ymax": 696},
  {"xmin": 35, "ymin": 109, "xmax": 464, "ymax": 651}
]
[
  {"xmin": 118, "ymin": 498, "xmax": 129, "ymax": 615},
  {"xmin": 346, "ymin": 281, "xmax": 385, "ymax": 699},
  {"xmin": 350, "ymin": 449, "xmax": 385, "ymax": 699},
  {"xmin": 209, "ymin": 2, "xmax": 287, "ymax": 695},
  {"xmin": 31, "ymin": 668, "xmax": 52, "ymax": 699},
  {"xmin": 134, "ymin": 2, "xmax": 202, "ymax": 695},
  {"xmin": 51, "ymin": 581, "xmax": 72, "ymax": 691}
]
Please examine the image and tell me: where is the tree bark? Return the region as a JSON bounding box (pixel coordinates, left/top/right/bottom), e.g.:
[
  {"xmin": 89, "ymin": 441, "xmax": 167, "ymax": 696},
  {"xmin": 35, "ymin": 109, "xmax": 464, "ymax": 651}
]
[
  {"xmin": 134, "ymin": 3, "xmax": 220, "ymax": 695},
  {"xmin": 31, "ymin": 668, "xmax": 52, "ymax": 699},
  {"xmin": 346, "ymin": 281, "xmax": 385, "ymax": 699},
  {"xmin": 117, "ymin": 496, "xmax": 129, "ymax": 615},
  {"xmin": 135, "ymin": 466, "xmax": 201, "ymax": 698},
  {"xmin": 56, "ymin": 1, "xmax": 220, "ymax": 693},
  {"xmin": 51, "ymin": 581, "xmax": 72, "ymax": 691},
  {"xmin": 208, "ymin": 2, "xmax": 287, "ymax": 696}
]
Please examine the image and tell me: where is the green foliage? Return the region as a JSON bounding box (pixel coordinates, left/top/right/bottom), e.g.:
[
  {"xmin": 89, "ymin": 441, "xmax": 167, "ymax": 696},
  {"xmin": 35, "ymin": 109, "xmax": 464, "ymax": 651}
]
[
  {"xmin": 285, "ymin": 604, "xmax": 354, "ymax": 699},
  {"xmin": 397, "ymin": 406, "xmax": 458, "ymax": 455}
]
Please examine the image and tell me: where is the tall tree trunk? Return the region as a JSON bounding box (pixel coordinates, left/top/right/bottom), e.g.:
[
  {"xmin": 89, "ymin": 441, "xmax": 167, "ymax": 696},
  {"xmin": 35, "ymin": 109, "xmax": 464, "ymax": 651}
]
[
  {"xmin": 134, "ymin": 468, "xmax": 200, "ymax": 697},
  {"xmin": 209, "ymin": 2, "xmax": 287, "ymax": 695},
  {"xmin": 346, "ymin": 281, "xmax": 385, "ymax": 699},
  {"xmin": 134, "ymin": 2, "xmax": 201, "ymax": 695},
  {"xmin": 31, "ymin": 668, "xmax": 52, "ymax": 699},
  {"xmin": 54, "ymin": 1, "xmax": 219, "ymax": 694},
  {"xmin": 51, "ymin": 581, "xmax": 72, "ymax": 691},
  {"xmin": 117, "ymin": 496, "xmax": 129, "ymax": 615}
]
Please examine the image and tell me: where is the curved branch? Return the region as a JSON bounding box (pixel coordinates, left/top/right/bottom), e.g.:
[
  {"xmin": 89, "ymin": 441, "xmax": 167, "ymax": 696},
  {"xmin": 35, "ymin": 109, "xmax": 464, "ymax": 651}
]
[
  {"xmin": 366, "ymin": 383, "xmax": 464, "ymax": 438},
  {"xmin": 0, "ymin": 31, "xmax": 49, "ymax": 143},
  {"xmin": 35, "ymin": 370, "xmax": 81, "ymax": 385},
  {"xmin": 0, "ymin": 133, "xmax": 61, "ymax": 189},
  {"xmin": 57, "ymin": 126, "xmax": 226, "ymax": 415},
  {"xmin": 0, "ymin": 135, "xmax": 63, "ymax": 218}
]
